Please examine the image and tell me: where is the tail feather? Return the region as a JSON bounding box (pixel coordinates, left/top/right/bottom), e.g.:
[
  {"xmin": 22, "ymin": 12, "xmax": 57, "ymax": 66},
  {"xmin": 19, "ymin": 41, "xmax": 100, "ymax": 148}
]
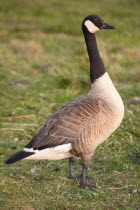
[{"xmin": 5, "ymin": 150, "xmax": 34, "ymax": 164}]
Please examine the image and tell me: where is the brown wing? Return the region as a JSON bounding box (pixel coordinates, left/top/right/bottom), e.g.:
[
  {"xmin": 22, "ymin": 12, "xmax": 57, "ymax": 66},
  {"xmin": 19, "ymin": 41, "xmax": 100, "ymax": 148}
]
[{"xmin": 26, "ymin": 95, "xmax": 103, "ymax": 150}]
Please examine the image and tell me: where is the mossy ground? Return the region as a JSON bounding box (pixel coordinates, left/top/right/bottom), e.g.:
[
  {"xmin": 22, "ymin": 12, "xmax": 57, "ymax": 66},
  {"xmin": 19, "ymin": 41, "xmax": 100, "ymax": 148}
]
[{"xmin": 0, "ymin": 0, "xmax": 140, "ymax": 209}]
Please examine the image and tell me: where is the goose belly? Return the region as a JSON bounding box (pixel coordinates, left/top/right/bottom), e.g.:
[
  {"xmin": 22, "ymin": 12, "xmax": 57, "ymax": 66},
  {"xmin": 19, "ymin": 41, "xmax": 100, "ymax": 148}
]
[
  {"xmin": 94, "ymin": 108, "xmax": 124, "ymax": 148},
  {"xmin": 23, "ymin": 143, "xmax": 72, "ymax": 160}
]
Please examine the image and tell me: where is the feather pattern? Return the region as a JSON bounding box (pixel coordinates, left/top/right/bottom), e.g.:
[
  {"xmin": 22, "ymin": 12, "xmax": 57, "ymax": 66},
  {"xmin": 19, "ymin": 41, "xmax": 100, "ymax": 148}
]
[{"xmin": 24, "ymin": 92, "xmax": 121, "ymax": 163}]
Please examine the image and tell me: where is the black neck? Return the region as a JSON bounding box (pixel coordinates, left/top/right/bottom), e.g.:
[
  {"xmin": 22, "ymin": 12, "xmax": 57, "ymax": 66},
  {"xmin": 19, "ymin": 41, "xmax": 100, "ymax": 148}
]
[{"xmin": 82, "ymin": 26, "xmax": 106, "ymax": 83}]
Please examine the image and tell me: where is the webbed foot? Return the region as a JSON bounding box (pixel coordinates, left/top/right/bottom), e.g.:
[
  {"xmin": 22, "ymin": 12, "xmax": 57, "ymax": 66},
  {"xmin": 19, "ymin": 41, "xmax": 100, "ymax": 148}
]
[
  {"xmin": 79, "ymin": 184, "xmax": 96, "ymax": 190},
  {"xmin": 76, "ymin": 173, "xmax": 91, "ymax": 180}
]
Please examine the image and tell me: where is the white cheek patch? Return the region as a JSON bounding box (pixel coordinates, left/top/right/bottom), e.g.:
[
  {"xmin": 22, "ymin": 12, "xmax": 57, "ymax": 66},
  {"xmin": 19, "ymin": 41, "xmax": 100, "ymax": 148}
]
[{"xmin": 84, "ymin": 20, "xmax": 100, "ymax": 33}]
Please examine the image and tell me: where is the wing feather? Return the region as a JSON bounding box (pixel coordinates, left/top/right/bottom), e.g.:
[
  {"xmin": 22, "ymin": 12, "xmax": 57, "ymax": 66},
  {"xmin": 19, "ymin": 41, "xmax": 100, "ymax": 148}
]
[{"xmin": 25, "ymin": 95, "xmax": 106, "ymax": 150}]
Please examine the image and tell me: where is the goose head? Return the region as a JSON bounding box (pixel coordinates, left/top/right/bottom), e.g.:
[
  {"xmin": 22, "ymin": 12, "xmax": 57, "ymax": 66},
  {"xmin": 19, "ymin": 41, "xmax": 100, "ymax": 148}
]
[{"xmin": 83, "ymin": 15, "xmax": 115, "ymax": 33}]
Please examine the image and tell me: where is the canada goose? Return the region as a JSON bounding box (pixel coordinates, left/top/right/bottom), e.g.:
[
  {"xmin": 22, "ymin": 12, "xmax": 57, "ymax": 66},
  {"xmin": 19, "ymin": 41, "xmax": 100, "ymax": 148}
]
[{"xmin": 5, "ymin": 15, "xmax": 124, "ymax": 189}]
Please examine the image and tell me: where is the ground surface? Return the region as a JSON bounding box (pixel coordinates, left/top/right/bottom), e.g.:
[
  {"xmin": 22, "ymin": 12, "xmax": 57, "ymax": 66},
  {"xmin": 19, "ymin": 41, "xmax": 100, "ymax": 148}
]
[{"xmin": 0, "ymin": 0, "xmax": 140, "ymax": 209}]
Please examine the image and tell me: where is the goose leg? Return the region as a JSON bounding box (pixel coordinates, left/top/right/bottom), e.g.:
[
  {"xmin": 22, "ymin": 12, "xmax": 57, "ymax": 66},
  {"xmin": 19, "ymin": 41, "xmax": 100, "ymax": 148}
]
[
  {"xmin": 69, "ymin": 157, "xmax": 76, "ymax": 179},
  {"xmin": 69, "ymin": 157, "xmax": 91, "ymax": 180},
  {"xmin": 79, "ymin": 163, "xmax": 88, "ymax": 188},
  {"xmin": 76, "ymin": 173, "xmax": 91, "ymax": 180},
  {"xmin": 79, "ymin": 163, "xmax": 96, "ymax": 190}
]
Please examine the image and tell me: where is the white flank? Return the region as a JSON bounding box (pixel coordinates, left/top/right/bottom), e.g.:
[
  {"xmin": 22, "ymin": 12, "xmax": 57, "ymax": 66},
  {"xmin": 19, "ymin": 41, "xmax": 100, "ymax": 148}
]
[
  {"xmin": 23, "ymin": 147, "xmax": 38, "ymax": 153},
  {"xmin": 84, "ymin": 20, "xmax": 100, "ymax": 33},
  {"xmin": 23, "ymin": 143, "xmax": 72, "ymax": 161}
]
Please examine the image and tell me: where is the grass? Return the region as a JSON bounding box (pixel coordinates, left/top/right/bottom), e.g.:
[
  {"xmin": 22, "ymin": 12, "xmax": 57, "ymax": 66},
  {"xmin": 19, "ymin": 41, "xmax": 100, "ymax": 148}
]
[{"xmin": 0, "ymin": 0, "xmax": 140, "ymax": 209}]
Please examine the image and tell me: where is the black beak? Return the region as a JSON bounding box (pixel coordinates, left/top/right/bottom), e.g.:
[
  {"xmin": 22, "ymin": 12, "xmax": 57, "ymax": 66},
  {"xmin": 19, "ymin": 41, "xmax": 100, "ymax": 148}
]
[{"xmin": 102, "ymin": 22, "xmax": 116, "ymax": 29}]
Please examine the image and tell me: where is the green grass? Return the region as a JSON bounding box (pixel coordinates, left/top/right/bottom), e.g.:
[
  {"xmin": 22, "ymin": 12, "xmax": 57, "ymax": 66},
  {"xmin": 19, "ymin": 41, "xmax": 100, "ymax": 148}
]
[{"xmin": 0, "ymin": 0, "xmax": 140, "ymax": 209}]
